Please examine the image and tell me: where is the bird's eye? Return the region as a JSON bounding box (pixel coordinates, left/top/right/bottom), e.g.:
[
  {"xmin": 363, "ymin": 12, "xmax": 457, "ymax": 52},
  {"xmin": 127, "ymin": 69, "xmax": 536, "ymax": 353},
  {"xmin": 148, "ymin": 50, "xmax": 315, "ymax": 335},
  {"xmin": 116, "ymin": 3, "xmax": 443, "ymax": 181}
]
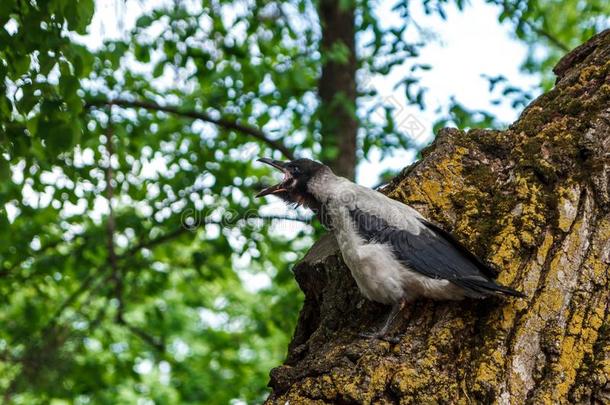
[{"xmin": 291, "ymin": 166, "xmax": 301, "ymax": 175}]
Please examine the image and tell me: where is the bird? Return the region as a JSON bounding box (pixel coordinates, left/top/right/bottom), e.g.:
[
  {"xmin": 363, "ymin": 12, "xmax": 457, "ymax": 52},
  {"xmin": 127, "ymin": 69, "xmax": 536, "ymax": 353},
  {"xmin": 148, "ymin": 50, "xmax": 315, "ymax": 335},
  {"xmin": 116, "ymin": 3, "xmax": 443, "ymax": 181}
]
[{"xmin": 255, "ymin": 157, "xmax": 525, "ymax": 339}]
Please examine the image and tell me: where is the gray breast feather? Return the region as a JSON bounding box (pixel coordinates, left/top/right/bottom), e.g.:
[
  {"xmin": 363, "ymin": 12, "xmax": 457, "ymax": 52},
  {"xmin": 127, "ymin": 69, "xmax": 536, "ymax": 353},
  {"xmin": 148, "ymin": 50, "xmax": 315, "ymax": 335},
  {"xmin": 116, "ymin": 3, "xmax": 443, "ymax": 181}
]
[{"xmin": 348, "ymin": 207, "xmax": 525, "ymax": 298}]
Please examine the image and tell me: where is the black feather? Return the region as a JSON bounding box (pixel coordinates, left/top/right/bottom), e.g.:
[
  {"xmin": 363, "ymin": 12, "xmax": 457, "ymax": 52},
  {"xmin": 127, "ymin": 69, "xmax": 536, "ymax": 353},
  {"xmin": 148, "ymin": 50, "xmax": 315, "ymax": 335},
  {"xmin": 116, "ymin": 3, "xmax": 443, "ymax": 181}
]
[{"xmin": 349, "ymin": 207, "xmax": 525, "ymax": 298}]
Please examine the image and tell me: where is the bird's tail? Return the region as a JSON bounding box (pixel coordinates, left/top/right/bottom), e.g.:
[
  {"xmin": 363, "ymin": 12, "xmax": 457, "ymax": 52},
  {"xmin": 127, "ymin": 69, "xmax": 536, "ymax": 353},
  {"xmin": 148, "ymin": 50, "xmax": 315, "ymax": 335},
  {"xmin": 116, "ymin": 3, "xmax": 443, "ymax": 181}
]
[
  {"xmin": 459, "ymin": 277, "xmax": 526, "ymax": 298},
  {"xmin": 489, "ymin": 283, "xmax": 526, "ymax": 298}
]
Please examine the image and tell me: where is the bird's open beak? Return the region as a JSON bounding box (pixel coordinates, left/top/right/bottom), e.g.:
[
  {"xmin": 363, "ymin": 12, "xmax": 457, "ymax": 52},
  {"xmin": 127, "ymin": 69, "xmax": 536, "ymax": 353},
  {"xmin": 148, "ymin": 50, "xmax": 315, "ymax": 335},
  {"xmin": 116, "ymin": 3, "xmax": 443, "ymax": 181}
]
[{"xmin": 256, "ymin": 158, "xmax": 291, "ymax": 198}]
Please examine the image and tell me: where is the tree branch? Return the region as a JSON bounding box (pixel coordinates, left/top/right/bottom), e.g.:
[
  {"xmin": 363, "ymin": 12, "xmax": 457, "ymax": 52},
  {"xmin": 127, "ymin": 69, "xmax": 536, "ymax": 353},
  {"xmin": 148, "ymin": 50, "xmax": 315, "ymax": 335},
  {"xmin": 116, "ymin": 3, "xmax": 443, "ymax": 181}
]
[
  {"xmin": 526, "ymin": 22, "xmax": 570, "ymax": 52},
  {"xmin": 490, "ymin": 0, "xmax": 570, "ymax": 52},
  {"xmin": 104, "ymin": 114, "xmax": 124, "ymax": 322},
  {"xmin": 123, "ymin": 226, "xmax": 189, "ymax": 258},
  {"xmin": 85, "ymin": 98, "xmax": 296, "ymax": 160},
  {"xmin": 119, "ymin": 319, "xmax": 166, "ymax": 353},
  {"xmin": 121, "ymin": 214, "xmax": 311, "ymax": 258}
]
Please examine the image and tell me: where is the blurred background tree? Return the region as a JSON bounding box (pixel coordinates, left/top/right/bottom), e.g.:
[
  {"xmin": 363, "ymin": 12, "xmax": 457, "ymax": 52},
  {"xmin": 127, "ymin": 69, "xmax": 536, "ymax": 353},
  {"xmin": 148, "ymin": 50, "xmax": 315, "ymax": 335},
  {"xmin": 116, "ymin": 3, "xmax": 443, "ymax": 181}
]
[{"xmin": 0, "ymin": 0, "xmax": 607, "ymax": 403}]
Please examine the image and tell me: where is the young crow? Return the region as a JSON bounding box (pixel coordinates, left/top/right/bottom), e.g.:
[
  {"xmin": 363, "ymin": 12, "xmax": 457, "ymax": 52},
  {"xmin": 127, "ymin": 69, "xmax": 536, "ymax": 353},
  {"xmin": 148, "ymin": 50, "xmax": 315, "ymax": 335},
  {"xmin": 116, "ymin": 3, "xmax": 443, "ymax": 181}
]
[{"xmin": 256, "ymin": 158, "xmax": 525, "ymax": 339}]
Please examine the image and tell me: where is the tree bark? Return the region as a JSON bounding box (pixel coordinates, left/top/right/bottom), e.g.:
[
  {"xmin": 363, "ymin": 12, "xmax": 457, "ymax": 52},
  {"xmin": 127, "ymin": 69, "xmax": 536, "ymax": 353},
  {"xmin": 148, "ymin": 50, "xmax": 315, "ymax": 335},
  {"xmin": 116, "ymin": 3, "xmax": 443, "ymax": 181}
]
[
  {"xmin": 318, "ymin": 0, "xmax": 358, "ymax": 180},
  {"xmin": 267, "ymin": 30, "xmax": 610, "ymax": 404}
]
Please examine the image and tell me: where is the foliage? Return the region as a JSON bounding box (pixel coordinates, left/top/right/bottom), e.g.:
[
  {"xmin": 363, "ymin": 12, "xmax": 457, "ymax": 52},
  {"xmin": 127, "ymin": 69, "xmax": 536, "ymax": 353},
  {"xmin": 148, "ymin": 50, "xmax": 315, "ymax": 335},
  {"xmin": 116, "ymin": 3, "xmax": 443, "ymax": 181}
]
[
  {"xmin": 432, "ymin": 0, "xmax": 610, "ymax": 130},
  {"xmin": 0, "ymin": 0, "xmax": 607, "ymax": 403},
  {"xmin": 490, "ymin": 0, "xmax": 610, "ymax": 88}
]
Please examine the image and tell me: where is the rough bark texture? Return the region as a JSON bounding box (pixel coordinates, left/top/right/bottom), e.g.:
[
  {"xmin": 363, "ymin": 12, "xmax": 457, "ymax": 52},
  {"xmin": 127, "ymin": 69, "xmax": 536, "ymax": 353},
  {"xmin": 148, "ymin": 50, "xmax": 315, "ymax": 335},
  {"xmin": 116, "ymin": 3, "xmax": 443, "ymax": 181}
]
[
  {"xmin": 267, "ymin": 30, "xmax": 610, "ymax": 404},
  {"xmin": 318, "ymin": 0, "xmax": 358, "ymax": 180}
]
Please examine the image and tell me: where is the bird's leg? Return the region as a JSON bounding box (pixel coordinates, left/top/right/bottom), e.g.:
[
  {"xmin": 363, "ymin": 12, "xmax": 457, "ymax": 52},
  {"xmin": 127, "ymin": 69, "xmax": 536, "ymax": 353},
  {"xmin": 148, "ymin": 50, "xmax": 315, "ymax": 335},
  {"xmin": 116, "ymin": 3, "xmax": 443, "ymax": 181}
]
[
  {"xmin": 359, "ymin": 298, "xmax": 407, "ymax": 343},
  {"xmin": 378, "ymin": 299, "xmax": 406, "ymax": 336}
]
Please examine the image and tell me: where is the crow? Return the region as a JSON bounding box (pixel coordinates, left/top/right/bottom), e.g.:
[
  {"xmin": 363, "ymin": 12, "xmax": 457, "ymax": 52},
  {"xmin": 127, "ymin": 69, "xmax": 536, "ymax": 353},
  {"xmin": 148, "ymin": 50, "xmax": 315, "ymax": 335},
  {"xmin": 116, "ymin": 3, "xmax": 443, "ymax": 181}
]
[{"xmin": 256, "ymin": 157, "xmax": 525, "ymax": 338}]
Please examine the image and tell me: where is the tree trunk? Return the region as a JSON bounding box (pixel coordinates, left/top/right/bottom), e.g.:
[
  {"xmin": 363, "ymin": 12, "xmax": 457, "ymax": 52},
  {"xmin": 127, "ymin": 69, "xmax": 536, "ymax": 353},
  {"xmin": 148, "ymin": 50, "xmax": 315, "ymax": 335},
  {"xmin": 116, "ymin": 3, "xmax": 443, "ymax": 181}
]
[
  {"xmin": 318, "ymin": 0, "xmax": 358, "ymax": 180},
  {"xmin": 267, "ymin": 30, "xmax": 610, "ymax": 404}
]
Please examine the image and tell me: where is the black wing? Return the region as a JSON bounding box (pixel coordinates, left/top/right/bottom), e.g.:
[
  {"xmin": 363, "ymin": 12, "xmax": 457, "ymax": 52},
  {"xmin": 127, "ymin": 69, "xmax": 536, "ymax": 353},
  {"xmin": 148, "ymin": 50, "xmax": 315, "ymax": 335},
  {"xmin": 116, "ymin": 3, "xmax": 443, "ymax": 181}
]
[{"xmin": 349, "ymin": 207, "xmax": 524, "ymax": 298}]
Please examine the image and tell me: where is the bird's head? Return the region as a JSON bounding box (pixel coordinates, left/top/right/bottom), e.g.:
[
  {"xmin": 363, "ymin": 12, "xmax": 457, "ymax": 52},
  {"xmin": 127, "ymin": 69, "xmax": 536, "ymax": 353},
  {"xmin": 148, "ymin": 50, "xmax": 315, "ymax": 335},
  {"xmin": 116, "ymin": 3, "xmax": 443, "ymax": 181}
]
[{"xmin": 255, "ymin": 157, "xmax": 327, "ymax": 207}]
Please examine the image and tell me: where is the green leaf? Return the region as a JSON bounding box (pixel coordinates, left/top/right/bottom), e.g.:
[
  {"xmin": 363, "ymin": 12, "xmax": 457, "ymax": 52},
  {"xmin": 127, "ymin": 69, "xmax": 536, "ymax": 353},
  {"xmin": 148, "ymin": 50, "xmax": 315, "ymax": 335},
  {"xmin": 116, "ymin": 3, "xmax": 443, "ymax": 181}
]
[
  {"xmin": 136, "ymin": 14, "xmax": 153, "ymax": 28},
  {"xmin": 0, "ymin": 95, "xmax": 12, "ymax": 117},
  {"xmin": 0, "ymin": 157, "xmax": 9, "ymax": 181},
  {"xmin": 16, "ymin": 85, "xmax": 38, "ymax": 114},
  {"xmin": 59, "ymin": 74, "xmax": 80, "ymax": 100},
  {"xmin": 134, "ymin": 43, "xmax": 151, "ymax": 63},
  {"xmin": 39, "ymin": 119, "xmax": 74, "ymax": 155},
  {"xmin": 71, "ymin": 45, "xmax": 94, "ymax": 76},
  {"xmin": 63, "ymin": 0, "xmax": 94, "ymax": 34},
  {"xmin": 0, "ymin": 208, "xmax": 9, "ymax": 244},
  {"xmin": 76, "ymin": 0, "xmax": 95, "ymax": 34},
  {"xmin": 152, "ymin": 62, "xmax": 165, "ymax": 78},
  {"xmin": 0, "ymin": 0, "xmax": 15, "ymax": 20}
]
